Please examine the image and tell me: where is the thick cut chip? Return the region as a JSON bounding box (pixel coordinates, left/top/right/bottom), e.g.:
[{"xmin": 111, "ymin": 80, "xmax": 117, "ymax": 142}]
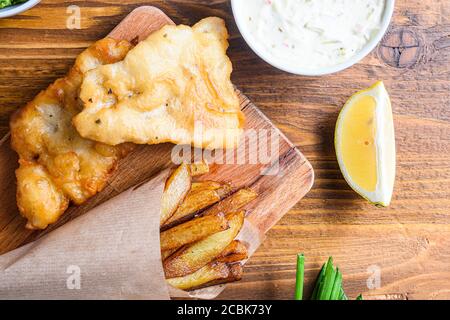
[
  {"xmin": 74, "ymin": 17, "xmax": 244, "ymax": 149},
  {"xmin": 166, "ymin": 261, "xmax": 243, "ymax": 291},
  {"xmin": 201, "ymin": 188, "xmax": 258, "ymax": 217},
  {"xmin": 189, "ymin": 161, "xmax": 210, "ymax": 177},
  {"xmin": 161, "ymin": 248, "xmax": 177, "ymax": 261},
  {"xmin": 160, "ymin": 212, "xmax": 228, "ymax": 251},
  {"xmin": 10, "ymin": 38, "xmax": 133, "ymax": 229},
  {"xmin": 190, "ymin": 181, "xmax": 222, "ymax": 193},
  {"xmin": 216, "ymin": 240, "xmax": 248, "ymax": 263},
  {"xmin": 160, "ymin": 163, "xmax": 192, "ymax": 225},
  {"xmin": 163, "ymin": 211, "xmax": 245, "ymax": 278},
  {"xmin": 162, "ymin": 182, "xmax": 232, "ymax": 227}
]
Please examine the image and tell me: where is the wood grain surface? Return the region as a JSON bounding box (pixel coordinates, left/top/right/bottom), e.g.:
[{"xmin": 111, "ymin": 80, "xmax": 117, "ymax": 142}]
[{"xmin": 0, "ymin": 0, "xmax": 449, "ymax": 300}]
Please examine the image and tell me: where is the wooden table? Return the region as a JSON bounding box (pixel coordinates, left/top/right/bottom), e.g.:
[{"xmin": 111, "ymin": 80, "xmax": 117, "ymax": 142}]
[{"xmin": 0, "ymin": 0, "xmax": 449, "ymax": 300}]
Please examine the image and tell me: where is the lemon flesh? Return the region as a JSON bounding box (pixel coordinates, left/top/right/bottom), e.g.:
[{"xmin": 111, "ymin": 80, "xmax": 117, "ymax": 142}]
[{"xmin": 335, "ymin": 82, "xmax": 396, "ymax": 206}]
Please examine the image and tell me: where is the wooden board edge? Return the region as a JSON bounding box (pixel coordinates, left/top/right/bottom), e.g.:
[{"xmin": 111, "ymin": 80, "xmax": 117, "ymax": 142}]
[{"xmin": 108, "ymin": 5, "xmax": 175, "ymax": 41}]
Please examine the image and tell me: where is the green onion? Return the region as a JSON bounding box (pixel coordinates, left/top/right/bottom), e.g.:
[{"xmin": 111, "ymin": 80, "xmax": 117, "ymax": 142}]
[
  {"xmin": 339, "ymin": 287, "xmax": 348, "ymax": 300},
  {"xmin": 310, "ymin": 263, "xmax": 325, "ymax": 300},
  {"xmin": 330, "ymin": 268, "xmax": 343, "ymax": 300},
  {"xmin": 295, "ymin": 254, "xmax": 305, "ymax": 300},
  {"xmin": 295, "ymin": 254, "xmax": 362, "ymax": 300},
  {"xmin": 318, "ymin": 257, "xmax": 337, "ymax": 300}
]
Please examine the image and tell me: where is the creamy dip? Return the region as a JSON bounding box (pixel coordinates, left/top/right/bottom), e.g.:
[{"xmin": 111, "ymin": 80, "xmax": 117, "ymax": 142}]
[{"xmin": 234, "ymin": 0, "xmax": 386, "ymax": 70}]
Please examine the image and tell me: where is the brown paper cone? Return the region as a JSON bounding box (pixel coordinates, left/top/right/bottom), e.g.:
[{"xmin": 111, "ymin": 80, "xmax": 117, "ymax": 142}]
[{"xmin": 0, "ymin": 170, "xmax": 170, "ymax": 300}]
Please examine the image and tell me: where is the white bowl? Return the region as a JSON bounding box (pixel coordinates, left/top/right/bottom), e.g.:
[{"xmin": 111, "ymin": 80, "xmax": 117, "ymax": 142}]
[
  {"xmin": 0, "ymin": 0, "xmax": 40, "ymax": 19},
  {"xmin": 231, "ymin": 0, "xmax": 395, "ymax": 76}
]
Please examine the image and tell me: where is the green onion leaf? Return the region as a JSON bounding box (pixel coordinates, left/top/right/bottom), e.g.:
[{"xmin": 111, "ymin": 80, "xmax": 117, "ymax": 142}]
[
  {"xmin": 339, "ymin": 287, "xmax": 348, "ymax": 300},
  {"xmin": 295, "ymin": 254, "xmax": 305, "ymax": 300},
  {"xmin": 330, "ymin": 268, "xmax": 343, "ymax": 300},
  {"xmin": 318, "ymin": 257, "xmax": 337, "ymax": 300},
  {"xmin": 311, "ymin": 263, "xmax": 325, "ymax": 300},
  {"xmin": 295, "ymin": 255, "xmax": 362, "ymax": 300}
]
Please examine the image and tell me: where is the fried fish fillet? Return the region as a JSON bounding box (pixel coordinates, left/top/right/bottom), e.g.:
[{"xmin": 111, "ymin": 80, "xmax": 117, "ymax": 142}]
[
  {"xmin": 73, "ymin": 17, "xmax": 244, "ymax": 150},
  {"xmin": 10, "ymin": 38, "xmax": 133, "ymax": 229}
]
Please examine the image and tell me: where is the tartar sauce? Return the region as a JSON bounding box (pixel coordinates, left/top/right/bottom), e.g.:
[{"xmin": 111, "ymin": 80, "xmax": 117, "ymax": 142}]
[{"xmin": 235, "ymin": 0, "xmax": 386, "ymax": 70}]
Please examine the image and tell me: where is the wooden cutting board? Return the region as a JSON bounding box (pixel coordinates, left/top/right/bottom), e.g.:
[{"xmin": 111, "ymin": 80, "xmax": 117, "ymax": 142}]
[{"xmin": 0, "ymin": 6, "xmax": 314, "ymax": 254}]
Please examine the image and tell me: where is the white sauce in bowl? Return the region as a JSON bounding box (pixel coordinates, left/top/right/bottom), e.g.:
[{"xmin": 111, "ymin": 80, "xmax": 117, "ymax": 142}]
[{"xmin": 234, "ymin": 0, "xmax": 386, "ymax": 70}]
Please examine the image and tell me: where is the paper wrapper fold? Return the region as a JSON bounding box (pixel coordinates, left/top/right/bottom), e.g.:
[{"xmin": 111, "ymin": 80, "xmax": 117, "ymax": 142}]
[
  {"xmin": 0, "ymin": 170, "xmax": 170, "ymax": 300},
  {"xmin": 0, "ymin": 169, "xmax": 263, "ymax": 300}
]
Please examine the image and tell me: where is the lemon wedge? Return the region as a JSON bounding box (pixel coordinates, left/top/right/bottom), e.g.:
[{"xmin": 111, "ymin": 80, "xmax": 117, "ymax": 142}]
[{"xmin": 335, "ymin": 81, "xmax": 396, "ymax": 207}]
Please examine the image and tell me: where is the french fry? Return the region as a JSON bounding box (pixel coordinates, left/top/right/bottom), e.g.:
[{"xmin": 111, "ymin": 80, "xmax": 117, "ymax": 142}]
[
  {"xmin": 160, "ymin": 163, "xmax": 191, "ymax": 225},
  {"xmin": 190, "ymin": 181, "xmax": 222, "ymax": 193},
  {"xmin": 166, "ymin": 261, "xmax": 228, "ymax": 290},
  {"xmin": 201, "ymin": 188, "xmax": 258, "ymax": 217},
  {"xmin": 189, "ymin": 161, "xmax": 209, "ymax": 176},
  {"xmin": 163, "ymin": 183, "xmax": 232, "ymax": 227},
  {"xmin": 163, "ymin": 211, "xmax": 245, "ymax": 278},
  {"xmin": 192, "ymin": 263, "xmax": 243, "ymax": 290},
  {"xmin": 160, "ymin": 213, "xmax": 229, "ymax": 251},
  {"xmin": 166, "ymin": 262, "xmax": 243, "ymax": 291},
  {"xmin": 161, "ymin": 248, "xmax": 176, "ymax": 261},
  {"xmin": 216, "ymin": 240, "xmax": 248, "ymax": 263}
]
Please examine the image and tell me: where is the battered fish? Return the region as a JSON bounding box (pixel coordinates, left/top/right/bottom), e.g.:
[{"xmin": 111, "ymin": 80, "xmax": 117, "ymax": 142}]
[
  {"xmin": 10, "ymin": 38, "xmax": 134, "ymax": 229},
  {"xmin": 73, "ymin": 17, "xmax": 244, "ymax": 150}
]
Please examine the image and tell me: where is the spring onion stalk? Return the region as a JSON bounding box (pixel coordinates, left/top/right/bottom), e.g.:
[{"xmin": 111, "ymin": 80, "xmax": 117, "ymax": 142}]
[
  {"xmin": 330, "ymin": 268, "xmax": 342, "ymax": 300},
  {"xmin": 339, "ymin": 287, "xmax": 348, "ymax": 300},
  {"xmin": 295, "ymin": 254, "xmax": 362, "ymax": 300},
  {"xmin": 310, "ymin": 263, "xmax": 325, "ymax": 300},
  {"xmin": 295, "ymin": 254, "xmax": 305, "ymax": 300},
  {"xmin": 318, "ymin": 257, "xmax": 337, "ymax": 300}
]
